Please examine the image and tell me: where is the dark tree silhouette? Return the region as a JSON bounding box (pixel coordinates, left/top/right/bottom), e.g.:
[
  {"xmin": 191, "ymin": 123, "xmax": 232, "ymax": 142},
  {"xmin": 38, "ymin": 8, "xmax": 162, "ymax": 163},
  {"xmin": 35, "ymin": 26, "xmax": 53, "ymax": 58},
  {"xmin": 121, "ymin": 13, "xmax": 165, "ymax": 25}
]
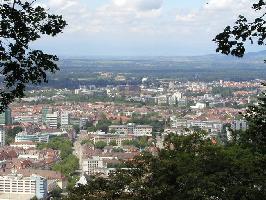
[
  {"xmin": 0, "ymin": 0, "xmax": 67, "ymax": 112},
  {"xmin": 214, "ymin": 0, "xmax": 266, "ymax": 58}
]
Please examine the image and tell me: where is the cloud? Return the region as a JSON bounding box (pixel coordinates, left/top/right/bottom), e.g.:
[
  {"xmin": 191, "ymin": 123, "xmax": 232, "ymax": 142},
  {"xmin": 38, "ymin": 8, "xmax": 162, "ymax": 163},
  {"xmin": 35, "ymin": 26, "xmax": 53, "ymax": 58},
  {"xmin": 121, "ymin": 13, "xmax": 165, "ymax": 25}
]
[
  {"xmin": 176, "ymin": 13, "xmax": 196, "ymax": 22},
  {"xmin": 204, "ymin": 0, "xmax": 237, "ymax": 10},
  {"xmin": 135, "ymin": 0, "xmax": 163, "ymax": 11},
  {"xmin": 34, "ymin": 0, "xmax": 263, "ymax": 56},
  {"xmin": 113, "ymin": 0, "xmax": 163, "ymax": 11},
  {"xmin": 174, "ymin": 0, "xmax": 257, "ymax": 34}
]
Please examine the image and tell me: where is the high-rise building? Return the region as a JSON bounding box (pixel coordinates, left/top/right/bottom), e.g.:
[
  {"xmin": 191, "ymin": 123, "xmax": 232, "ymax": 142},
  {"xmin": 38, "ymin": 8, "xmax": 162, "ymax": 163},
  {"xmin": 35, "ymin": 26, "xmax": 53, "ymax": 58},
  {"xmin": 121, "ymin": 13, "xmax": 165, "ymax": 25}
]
[
  {"xmin": 0, "ymin": 174, "xmax": 48, "ymax": 199},
  {"xmin": 45, "ymin": 112, "xmax": 58, "ymax": 129},
  {"xmin": 5, "ymin": 108, "xmax": 12, "ymax": 125},
  {"xmin": 61, "ymin": 112, "xmax": 70, "ymax": 126},
  {"xmin": 0, "ymin": 108, "xmax": 12, "ymax": 126},
  {"xmin": 41, "ymin": 107, "xmax": 53, "ymax": 124},
  {"xmin": 0, "ymin": 127, "xmax": 5, "ymax": 147},
  {"xmin": 0, "ymin": 113, "xmax": 5, "ymax": 126},
  {"xmin": 79, "ymin": 118, "xmax": 89, "ymax": 129}
]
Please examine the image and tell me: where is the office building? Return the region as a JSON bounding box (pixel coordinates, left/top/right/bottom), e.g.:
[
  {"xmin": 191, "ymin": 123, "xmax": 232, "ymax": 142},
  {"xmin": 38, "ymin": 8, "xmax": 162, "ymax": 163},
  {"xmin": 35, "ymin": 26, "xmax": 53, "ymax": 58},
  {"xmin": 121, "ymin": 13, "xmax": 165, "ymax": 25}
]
[
  {"xmin": 15, "ymin": 132, "xmax": 49, "ymax": 143},
  {"xmin": 80, "ymin": 118, "xmax": 89, "ymax": 129},
  {"xmin": 231, "ymin": 120, "xmax": 248, "ymax": 131},
  {"xmin": 13, "ymin": 115, "xmax": 40, "ymax": 124},
  {"xmin": 61, "ymin": 112, "xmax": 70, "ymax": 126},
  {"xmin": 0, "ymin": 174, "xmax": 47, "ymax": 200},
  {"xmin": 0, "ymin": 108, "xmax": 12, "ymax": 125},
  {"xmin": 45, "ymin": 112, "xmax": 58, "ymax": 129},
  {"xmin": 89, "ymin": 133, "xmax": 134, "ymax": 146},
  {"xmin": 10, "ymin": 141, "xmax": 37, "ymax": 149},
  {"xmin": 109, "ymin": 123, "xmax": 152, "ymax": 136},
  {"xmin": 0, "ymin": 127, "xmax": 5, "ymax": 147},
  {"xmin": 41, "ymin": 107, "xmax": 53, "ymax": 124},
  {"xmin": 82, "ymin": 156, "xmax": 106, "ymax": 176}
]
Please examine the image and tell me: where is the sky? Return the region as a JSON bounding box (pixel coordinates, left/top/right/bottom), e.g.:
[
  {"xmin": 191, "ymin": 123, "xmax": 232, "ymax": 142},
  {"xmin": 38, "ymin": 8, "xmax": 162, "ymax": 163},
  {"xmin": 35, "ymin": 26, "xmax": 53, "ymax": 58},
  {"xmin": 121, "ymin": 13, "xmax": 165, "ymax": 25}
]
[{"xmin": 33, "ymin": 0, "xmax": 262, "ymax": 57}]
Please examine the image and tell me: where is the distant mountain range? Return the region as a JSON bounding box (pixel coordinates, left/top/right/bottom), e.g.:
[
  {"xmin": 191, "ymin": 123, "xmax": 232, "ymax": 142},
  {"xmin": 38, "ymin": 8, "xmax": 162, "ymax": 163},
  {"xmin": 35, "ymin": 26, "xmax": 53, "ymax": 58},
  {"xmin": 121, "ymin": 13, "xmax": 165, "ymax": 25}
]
[{"xmin": 60, "ymin": 50, "xmax": 266, "ymax": 64}]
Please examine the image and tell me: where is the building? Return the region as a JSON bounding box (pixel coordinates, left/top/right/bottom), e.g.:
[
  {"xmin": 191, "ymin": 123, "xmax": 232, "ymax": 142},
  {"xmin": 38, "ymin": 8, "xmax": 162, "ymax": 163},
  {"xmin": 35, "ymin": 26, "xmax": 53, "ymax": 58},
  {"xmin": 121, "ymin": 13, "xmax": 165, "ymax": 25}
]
[
  {"xmin": 15, "ymin": 132, "xmax": 49, "ymax": 143},
  {"xmin": 190, "ymin": 102, "xmax": 207, "ymax": 109},
  {"xmin": 0, "ymin": 113, "xmax": 5, "ymax": 126},
  {"xmin": 187, "ymin": 120, "xmax": 223, "ymax": 134},
  {"xmin": 168, "ymin": 95, "xmax": 177, "ymax": 105},
  {"xmin": 0, "ymin": 174, "xmax": 48, "ymax": 200},
  {"xmin": 60, "ymin": 112, "xmax": 70, "ymax": 126},
  {"xmin": 82, "ymin": 156, "xmax": 106, "ymax": 176},
  {"xmin": 41, "ymin": 107, "xmax": 53, "ymax": 124},
  {"xmin": 13, "ymin": 115, "xmax": 40, "ymax": 124},
  {"xmin": 80, "ymin": 118, "xmax": 89, "ymax": 129},
  {"xmin": 171, "ymin": 118, "xmax": 188, "ymax": 128},
  {"xmin": 231, "ymin": 120, "xmax": 247, "ymax": 131},
  {"xmin": 109, "ymin": 123, "xmax": 152, "ymax": 136},
  {"xmin": 0, "ymin": 127, "xmax": 5, "ymax": 147},
  {"xmin": 88, "ymin": 133, "xmax": 134, "ymax": 146},
  {"xmin": 117, "ymin": 85, "xmax": 141, "ymax": 97},
  {"xmin": 177, "ymin": 98, "xmax": 187, "ymax": 108},
  {"xmin": 10, "ymin": 141, "xmax": 37, "ymax": 149},
  {"xmin": 82, "ymin": 156, "xmax": 128, "ymax": 177},
  {"xmin": 45, "ymin": 112, "xmax": 58, "ymax": 129},
  {"xmin": 0, "ymin": 108, "xmax": 12, "ymax": 125},
  {"xmin": 155, "ymin": 95, "xmax": 168, "ymax": 105}
]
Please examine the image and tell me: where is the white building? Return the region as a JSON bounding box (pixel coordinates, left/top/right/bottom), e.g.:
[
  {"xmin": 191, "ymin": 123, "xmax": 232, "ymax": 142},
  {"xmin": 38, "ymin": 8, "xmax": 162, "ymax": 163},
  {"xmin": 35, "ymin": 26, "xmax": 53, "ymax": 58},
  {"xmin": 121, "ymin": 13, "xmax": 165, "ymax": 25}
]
[
  {"xmin": 46, "ymin": 112, "xmax": 58, "ymax": 129},
  {"xmin": 168, "ymin": 95, "xmax": 177, "ymax": 105},
  {"xmin": 13, "ymin": 115, "xmax": 40, "ymax": 124},
  {"xmin": 190, "ymin": 102, "xmax": 207, "ymax": 109},
  {"xmin": 0, "ymin": 128, "xmax": 5, "ymax": 147},
  {"xmin": 171, "ymin": 118, "xmax": 188, "ymax": 128},
  {"xmin": 156, "ymin": 95, "xmax": 168, "ymax": 105},
  {"xmin": 109, "ymin": 123, "xmax": 152, "ymax": 136},
  {"xmin": 10, "ymin": 141, "xmax": 37, "ymax": 149},
  {"xmin": 0, "ymin": 174, "xmax": 47, "ymax": 200},
  {"xmin": 187, "ymin": 120, "xmax": 223, "ymax": 134},
  {"xmin": 60, "ymin": 112, "xmax": 70, "ymax": 126},
  {"xmin": 173, "ymin": 92, "xmax": 183, "ymax": 100},
  {"xmin": 88, "ymin": 132, "xmax": 134, "ymax": 146},
  {"xmin": 15, "ymin": 132, "xmax": 49, "ymax": 143},
  {"xmin": 171, "ymin": 118, "xmax": 223, "ymax": 134},
  {"xmin": 82, "ymin": 156, "xmax": 106, "ymax": 176}
]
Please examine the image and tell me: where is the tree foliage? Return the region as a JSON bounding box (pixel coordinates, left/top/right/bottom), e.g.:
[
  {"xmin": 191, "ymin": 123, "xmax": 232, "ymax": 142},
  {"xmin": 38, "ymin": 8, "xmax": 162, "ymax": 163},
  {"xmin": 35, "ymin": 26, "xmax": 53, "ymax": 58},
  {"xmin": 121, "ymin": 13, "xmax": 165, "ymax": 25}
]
[
  {"xmin": 95, "ymin": 141, "xmax": 107, "ymax": 150},
  {"xmin": 96, "ymin": 119, "xmax": 112, "ymax": 133},
  {"xmin": 240, "ymin": 88, "xmax": 266, "ymax": 153},
  {"xmin": 214, "ymin": 0, "xmax": 266, "ymax": 58},
  {"xmin": 67, "ymin": 133, "xmax": 266, "ymax": 200},
  {"xmin": 37, "ymin": 136, "xmax": 72, "ymax": 160},
  {"xmin": 121, "ymin": 137, "xmax": 150, "ymax": 149},
  {"xmin": 109, "ymin": 140, "xmax": 117, "ymax": 146},
  {"xmin": 5, "ymin": 126, "xmax": 22, "ymax": 144},
  {"xmin": 52, "ymin": 154, "xmax": 79, "ymax": 177},
  {"xmin": 0, "ymin": 0, "xmax": 66, "ymax": 111}
]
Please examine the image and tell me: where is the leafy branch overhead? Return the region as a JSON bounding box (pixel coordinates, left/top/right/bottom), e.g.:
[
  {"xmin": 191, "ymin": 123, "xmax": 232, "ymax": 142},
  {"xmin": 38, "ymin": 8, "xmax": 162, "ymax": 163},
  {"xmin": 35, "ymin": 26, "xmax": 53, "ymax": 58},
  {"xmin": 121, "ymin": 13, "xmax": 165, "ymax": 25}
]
[
  {"xmin": 0, "ymin": 0, "xmax": 67, "ymax": 112},
  {"xmin": 214, "ymin": 0, "xmax": 266, "ymax": 58}
]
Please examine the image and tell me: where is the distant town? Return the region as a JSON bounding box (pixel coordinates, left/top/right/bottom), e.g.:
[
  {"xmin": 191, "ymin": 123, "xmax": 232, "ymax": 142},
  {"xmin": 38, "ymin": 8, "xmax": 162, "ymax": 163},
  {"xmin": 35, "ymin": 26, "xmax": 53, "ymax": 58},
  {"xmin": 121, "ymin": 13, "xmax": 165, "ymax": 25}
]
[{"xmin": 0, "ymin": 72, "xmax": 262, "ymax": 199}]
